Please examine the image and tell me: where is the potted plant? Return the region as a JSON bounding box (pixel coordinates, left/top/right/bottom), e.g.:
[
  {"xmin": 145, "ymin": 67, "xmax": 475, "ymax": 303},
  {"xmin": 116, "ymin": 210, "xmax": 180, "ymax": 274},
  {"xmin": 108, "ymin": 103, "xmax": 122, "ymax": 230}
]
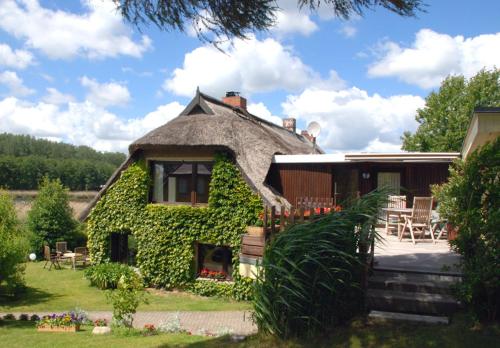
[
  {"xmin": 36, "ymin": 313, "xmax": 82, "ymax": 332},
  {"xmin": 92, "ymin": 318, "xmax": 111, "ymax": 335},
  {"xmin": 246, "ymin": 212, "xmax": 265, "ymax": 236}
]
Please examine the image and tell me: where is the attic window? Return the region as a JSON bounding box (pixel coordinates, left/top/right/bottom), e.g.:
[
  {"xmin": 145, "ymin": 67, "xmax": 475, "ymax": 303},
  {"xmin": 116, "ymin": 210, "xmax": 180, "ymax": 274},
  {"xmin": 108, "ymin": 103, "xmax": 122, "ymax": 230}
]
[{"xmin": 150, "ymin": 161, "xmax": 212, "ymax": 204}]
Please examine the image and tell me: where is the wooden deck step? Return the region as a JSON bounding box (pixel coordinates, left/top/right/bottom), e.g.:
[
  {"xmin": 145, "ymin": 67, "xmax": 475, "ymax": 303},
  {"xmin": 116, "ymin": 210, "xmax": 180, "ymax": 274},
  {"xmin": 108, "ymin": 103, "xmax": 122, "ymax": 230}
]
[
  {"xmin": 367, "ymin": 289, "xmax": 460, "ymax": 315},
  {"xmin": 368, "ymin": 310, "xmax": 449, "ymax": 324}
]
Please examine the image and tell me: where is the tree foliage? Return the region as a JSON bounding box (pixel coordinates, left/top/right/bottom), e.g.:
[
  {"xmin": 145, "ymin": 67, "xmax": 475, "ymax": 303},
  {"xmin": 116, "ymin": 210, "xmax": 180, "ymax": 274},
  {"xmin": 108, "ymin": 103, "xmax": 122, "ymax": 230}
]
[
  {"xmin": 0, "ymin": 191, "xmax": 29, "ymax": 295},
  {"xmin": 114, "ymin": 0, "xmax": 424, "ymax": 44},
  {"xmin": 433, "ymin": 138, "xmax": 499, "ymax": 322},
  {"xmin": 0, "ymin": 133, "xmax": 125, "ymax": 190},
  {"xmin": 27, "ymin": 178, "xmax": 80, "ymax": 254},
  {"xmin": 402, "ymin": 68, "xmax": 500, "ymax": 152}
]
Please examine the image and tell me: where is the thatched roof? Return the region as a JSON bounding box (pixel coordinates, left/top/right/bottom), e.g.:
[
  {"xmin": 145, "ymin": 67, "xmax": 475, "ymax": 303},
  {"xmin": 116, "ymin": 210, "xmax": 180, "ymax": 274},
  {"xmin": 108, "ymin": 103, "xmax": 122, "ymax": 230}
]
[{"xmin": 80, "ymin": 90, "xmax": 321, "ymax": 220}]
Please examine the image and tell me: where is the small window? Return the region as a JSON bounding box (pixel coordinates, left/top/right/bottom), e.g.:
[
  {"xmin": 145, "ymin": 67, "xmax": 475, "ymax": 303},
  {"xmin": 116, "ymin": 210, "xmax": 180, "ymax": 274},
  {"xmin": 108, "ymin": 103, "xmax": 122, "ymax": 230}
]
[
  {"xmin": 151, "ymin": 161, "xmax": 212, "ymax": 204},
  {"xmin": 197, "ymin": 243, "xmax": 233, "ymax": 280}
]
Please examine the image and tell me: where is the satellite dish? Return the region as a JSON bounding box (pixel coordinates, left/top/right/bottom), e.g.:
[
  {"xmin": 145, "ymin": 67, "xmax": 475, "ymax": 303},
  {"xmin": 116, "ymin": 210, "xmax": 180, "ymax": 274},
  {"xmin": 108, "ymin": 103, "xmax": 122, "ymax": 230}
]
[{"xmin": 307, "ymin": 121, "xmax": 321, "ymax": 138}]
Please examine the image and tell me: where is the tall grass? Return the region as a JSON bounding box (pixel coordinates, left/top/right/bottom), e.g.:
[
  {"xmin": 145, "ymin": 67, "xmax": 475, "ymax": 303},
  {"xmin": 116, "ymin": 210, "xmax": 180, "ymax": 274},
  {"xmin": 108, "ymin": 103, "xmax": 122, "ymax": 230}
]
[{"xmin": 253, "ymin": 190, "xmax": 387, "ymax": 338}]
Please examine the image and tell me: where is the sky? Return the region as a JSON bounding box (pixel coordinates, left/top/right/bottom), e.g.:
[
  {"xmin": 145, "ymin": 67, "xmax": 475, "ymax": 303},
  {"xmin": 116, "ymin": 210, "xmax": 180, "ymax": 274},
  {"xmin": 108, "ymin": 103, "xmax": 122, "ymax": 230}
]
[{"xmin": 0, "ymin": 0, "xmax": 499, "ymax": 154}]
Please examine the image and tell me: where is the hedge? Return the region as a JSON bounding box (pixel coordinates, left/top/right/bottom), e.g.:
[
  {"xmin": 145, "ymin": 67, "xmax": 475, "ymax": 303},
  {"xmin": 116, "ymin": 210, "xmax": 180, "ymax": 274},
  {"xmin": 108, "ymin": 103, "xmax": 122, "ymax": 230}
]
[{"xmin": 87, "ymin": 153, "xmax": 262, "ymax": 300}]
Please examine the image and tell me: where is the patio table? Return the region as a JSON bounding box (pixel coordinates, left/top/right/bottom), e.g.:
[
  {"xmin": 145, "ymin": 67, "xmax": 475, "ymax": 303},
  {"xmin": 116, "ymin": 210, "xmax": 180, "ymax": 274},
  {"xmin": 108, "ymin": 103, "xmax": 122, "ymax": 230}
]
[
  {"xmin": 60, "ymin": 252, "xmax": 83, "ymax": 270},
  {"xmin": 382, "ymin": 207, "xmax": 412, "ymax": 235}
]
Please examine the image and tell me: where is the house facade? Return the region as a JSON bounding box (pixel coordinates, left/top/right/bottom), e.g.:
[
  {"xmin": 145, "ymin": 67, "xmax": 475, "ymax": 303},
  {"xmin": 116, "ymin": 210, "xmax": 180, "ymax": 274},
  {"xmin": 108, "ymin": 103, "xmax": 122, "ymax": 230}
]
[{"xmin": 83, "ymin": 90, "xmax": 467, "ymax": 298}]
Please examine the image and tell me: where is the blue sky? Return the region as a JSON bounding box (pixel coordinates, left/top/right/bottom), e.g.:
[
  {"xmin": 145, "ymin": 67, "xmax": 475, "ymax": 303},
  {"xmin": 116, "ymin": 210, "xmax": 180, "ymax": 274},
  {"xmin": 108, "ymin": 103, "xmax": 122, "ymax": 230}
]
[{"xmin": 0, "ymin": 0, "xmax": 499, "ymax": 153}]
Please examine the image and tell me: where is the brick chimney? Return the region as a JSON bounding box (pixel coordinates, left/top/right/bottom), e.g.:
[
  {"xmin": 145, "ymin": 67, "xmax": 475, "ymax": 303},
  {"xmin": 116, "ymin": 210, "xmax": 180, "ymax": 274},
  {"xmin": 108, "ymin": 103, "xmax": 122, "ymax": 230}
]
[
  {"xmin": 282, "ymin": 118, "xmax": 296, "ymax": 133},
  {"xmin": 222, "ymin": 91, "xmax": 247, "ymax": 110},
  {"xmin": 301, "ymin": 130, "xmax": 315, "ymax": 142}
]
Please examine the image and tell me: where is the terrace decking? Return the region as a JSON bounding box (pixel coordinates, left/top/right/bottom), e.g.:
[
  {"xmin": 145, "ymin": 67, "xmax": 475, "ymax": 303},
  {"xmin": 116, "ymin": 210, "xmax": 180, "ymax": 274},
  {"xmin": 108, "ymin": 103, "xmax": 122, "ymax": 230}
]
[{"xmin": 373, "ymin": 231, "xmax": 461, "ymax": 275}]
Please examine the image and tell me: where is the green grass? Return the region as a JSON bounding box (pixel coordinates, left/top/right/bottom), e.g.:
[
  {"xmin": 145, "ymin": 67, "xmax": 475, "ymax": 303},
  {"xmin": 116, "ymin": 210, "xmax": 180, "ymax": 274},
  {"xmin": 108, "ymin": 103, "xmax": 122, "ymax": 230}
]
[
  {"xmin": 0, "ymin": 321, "xmax": 210, "ymax": 348},
  {"xmin": 0, "ymin": 262, "xmax": 251, "ymax": 312},
  {"xmin": 0, "ymin": 314, "xmax": 498, "ymax": 348}
]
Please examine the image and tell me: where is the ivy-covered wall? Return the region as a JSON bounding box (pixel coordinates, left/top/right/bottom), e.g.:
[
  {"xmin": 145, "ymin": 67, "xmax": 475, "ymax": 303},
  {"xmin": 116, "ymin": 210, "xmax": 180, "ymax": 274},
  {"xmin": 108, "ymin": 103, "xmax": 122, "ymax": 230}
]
[{"xmin": 86, "ymin": 153, "xmax": 262, "ymax": 300}]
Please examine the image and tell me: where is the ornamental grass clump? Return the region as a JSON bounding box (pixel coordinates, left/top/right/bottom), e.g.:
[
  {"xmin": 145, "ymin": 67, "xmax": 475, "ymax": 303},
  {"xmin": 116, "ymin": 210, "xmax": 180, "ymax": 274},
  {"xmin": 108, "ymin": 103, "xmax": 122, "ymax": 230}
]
[{"xmin": 253, "ymin": 191, "xmax": 386, "ymax": 339}]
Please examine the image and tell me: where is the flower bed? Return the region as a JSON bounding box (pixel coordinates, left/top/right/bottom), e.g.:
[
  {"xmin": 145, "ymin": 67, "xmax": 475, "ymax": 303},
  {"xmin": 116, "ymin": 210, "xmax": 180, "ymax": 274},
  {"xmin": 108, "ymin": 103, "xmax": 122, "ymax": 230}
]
[{"xmin": 36, "ymin": 312, "xmax": 84, "ymax": 332}]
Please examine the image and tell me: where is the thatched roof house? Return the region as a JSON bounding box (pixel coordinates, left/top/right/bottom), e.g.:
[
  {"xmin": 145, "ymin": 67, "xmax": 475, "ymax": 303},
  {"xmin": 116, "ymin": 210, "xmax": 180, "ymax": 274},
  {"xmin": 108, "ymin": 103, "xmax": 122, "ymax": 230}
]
[{"xmin": 81, "ymin": 90, "xmax": 321, "ymax": 219}]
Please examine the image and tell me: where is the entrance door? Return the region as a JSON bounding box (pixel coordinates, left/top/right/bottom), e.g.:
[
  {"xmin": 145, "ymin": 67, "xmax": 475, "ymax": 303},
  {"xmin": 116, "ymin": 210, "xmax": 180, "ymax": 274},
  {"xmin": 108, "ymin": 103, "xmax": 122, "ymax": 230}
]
[{"xmin": 377, "ymin": 172, "xmax": 401, "ymax": 194}]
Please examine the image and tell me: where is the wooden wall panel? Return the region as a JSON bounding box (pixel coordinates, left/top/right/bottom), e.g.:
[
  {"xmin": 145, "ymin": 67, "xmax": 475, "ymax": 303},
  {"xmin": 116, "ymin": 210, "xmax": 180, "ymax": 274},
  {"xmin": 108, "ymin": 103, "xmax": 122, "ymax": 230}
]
[
  {"xmin": 267, "ymin": 162, "xmax": 451, "ymax": 207},
  {"xmin": 266, "ymin": 163, "xmax": 332, "ymax": 206}
]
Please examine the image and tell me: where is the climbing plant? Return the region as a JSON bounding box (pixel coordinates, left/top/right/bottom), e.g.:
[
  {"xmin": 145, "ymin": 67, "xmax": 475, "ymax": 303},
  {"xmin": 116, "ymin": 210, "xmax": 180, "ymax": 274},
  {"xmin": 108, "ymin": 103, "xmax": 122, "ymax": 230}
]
[{"xmin": 87, "ymin": 153, "xmax": 262, "ymax": 299}]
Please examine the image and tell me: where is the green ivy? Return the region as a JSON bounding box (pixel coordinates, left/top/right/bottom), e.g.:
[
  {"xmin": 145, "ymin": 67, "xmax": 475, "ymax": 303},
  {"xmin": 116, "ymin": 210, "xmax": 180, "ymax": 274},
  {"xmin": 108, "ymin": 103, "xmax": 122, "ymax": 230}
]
[{"xmin": 87, "ymin": 153, "xmax": 262, "ymax": 300}]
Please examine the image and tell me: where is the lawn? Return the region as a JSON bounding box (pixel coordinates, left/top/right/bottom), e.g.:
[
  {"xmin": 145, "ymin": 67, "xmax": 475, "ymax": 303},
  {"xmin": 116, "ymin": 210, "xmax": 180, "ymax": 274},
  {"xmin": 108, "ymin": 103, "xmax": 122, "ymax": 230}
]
[
  {"xmin": 0, "ymin": 314, "xmax": 498, "ymax": 348},
  {"xmin": 0, "ymin": 262, "xmax": 251, "ymax": 312}
]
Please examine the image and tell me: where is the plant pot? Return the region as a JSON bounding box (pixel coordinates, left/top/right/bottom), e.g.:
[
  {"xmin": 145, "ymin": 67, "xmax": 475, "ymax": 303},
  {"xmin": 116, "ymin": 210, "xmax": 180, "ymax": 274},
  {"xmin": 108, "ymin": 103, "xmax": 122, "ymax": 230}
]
[
  {"xmin": 246, "ymin": 226, "xmax": 265, "ymax": 236},
  {"xmin": 92, "ymin": 326, "xmax": 111, "ymax": 335},
  {"xmin": 37, "ymin": 324, "xmax": 80, "ymax": 332},
  {"xmin": 446, "ymin": 223, "xmax": 458, "ymax": 241}
]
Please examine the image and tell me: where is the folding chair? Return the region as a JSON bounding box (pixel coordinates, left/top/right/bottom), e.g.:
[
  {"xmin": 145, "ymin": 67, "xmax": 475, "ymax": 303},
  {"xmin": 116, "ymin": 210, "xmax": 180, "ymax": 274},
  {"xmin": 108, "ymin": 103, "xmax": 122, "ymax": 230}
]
[
  {"xmin": 43, "ymin": 245, "xmax": 61, "ymax": 270},
  {"xmin": 398, "ymin": 197, "xmax": 434, "ymax": 244}
]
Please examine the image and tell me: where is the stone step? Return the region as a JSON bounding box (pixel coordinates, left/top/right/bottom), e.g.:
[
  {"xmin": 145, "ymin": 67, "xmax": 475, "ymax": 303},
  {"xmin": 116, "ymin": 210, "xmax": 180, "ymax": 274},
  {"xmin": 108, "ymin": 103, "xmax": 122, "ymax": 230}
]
[
  {"xmin": 367, "ymin": 289, "xmax": 460, "ymax": 315},
  {"xmin": 372, "ymin": 268, "xmax": 462, "ymax": 283},
  {"xmin": 368, "ymin": 310, "xmax": 449, "ymax": 324},
  {"xmin": 368, "ymin": 274, "xmax": 456, "ymax": 295}
]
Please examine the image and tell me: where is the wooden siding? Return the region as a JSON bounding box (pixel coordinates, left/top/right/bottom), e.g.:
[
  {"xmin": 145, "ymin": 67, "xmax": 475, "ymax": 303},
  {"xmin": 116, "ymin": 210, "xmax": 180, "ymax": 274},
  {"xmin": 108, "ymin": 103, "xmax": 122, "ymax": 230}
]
[
  {"xmin": 266, "ymin": 163, "xmax": 332, "ymax": 206},
  {"xmin": 267, "ymin": 162, "xmax": 451, "ymax": 206}
]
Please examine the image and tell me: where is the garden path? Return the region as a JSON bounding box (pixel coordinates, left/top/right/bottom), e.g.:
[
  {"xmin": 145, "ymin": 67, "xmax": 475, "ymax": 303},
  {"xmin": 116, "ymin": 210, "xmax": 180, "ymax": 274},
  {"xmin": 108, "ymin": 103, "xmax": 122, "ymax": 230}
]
[{"xmin": 0, "ymin": 310, "xmax": 257, "ymax": 336}]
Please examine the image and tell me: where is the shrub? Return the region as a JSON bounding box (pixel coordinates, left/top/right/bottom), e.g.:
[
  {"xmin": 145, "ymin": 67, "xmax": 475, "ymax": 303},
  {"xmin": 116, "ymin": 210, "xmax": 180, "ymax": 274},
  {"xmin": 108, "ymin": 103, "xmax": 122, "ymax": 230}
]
[
  {"xmin": 158, "ymin": 313, "xmax": 182, "ymax": 333},
  {"xmin": 84, "ymin": 263, "xmax": 137, "ymax": 290},
  {"xmin": 27, "ymin": 177, "xmax": 79, "ymax": 255},
  {"xmin": 30, "ymin": 314, "xmax": 40, "ymax": 322},
  {"xmin": 107, "ymin": 271, "xmax": 147, "ymax": 327},
  {"xmin": 3, "ymin": 314, "xmax": 15, "ymax": 320},
  {"xmin": 433, "ymin": 138, "xmax": 500, "ymax": 322},
  {"xmin": 253, "ymin": 191, "xmax": 386, "ymax": 339},
  {"xmin": 18, "ymin": 314, "xmax": 29, "ymax": 321},
  {"xmin": 0, "ymin": 191, "xmax": 29, "ymax": 295}
]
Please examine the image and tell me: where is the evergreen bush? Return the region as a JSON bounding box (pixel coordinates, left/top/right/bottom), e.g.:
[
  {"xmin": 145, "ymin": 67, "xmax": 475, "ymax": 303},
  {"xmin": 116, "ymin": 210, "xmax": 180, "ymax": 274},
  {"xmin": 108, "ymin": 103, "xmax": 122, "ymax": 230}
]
[{"xmin": 27, "ymin": 177, "xmax": 80, "ymax": 254}]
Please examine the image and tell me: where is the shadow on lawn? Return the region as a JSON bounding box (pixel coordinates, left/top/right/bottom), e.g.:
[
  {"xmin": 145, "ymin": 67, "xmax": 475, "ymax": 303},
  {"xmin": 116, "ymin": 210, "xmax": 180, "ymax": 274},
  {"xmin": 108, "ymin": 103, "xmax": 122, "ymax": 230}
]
[
  {"xmin": 0, "ymin": 286, "xmax": 59, "ymax": 309},
  {"xmin": 176, "ymin": 315, "xmax": 500, "ymax": 348}
]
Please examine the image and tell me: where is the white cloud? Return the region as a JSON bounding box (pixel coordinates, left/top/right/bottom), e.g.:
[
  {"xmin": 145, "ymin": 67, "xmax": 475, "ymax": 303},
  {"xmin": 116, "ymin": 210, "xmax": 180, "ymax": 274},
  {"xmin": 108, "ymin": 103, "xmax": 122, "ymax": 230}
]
[
  {"xmin": 0, "ymin": 97, "xmax": 185, "ymax": 152},
  {"xmin": 42, "ymin": 87, "xmax": 76, "ymax": 104},
  {"xmin": 247, "ymin": 102, "xmax": 283, "ymax": 126},
  {"xmin": 0, "ymin": 0, "xmax": 152, "ymax": 60},
  {"xmin": 368, "ymin": 29, "xmax": 500, "ymax": 88},
  {"xmin": 164, "ymin": 35, "xmax": 345, "ymax": 97},
  {"xmin": 0, "ymin": 43, "xmax": 34, "ymax": 69},
  {"xmin": 272, "ymin": 1, "xmax": 318, "ymax": 36},
  {"xmin": 339, "ymin": 24, "xmax": 357, "ymax": 38},
  {"xmin": 0, "ymin": 70, "xmax": 34, "ymax": 96},
  {"xmin": 80, "ymin": 76, "xmax": 130, "ymax": 107},
  {"xmin": 282, "ymin": 87, "xmax": 425, "ymax": 152}
]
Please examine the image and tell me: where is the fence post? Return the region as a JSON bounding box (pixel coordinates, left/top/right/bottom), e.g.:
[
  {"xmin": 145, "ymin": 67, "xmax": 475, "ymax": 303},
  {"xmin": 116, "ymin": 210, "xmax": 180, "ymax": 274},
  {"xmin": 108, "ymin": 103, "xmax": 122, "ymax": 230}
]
[
  {"xmin": 270, "ymin": 206, "xmax": 276, "ymax": 235},
  {"xmin": 280, "ymin": 205, "xmax": 285, "ymax": 232}
]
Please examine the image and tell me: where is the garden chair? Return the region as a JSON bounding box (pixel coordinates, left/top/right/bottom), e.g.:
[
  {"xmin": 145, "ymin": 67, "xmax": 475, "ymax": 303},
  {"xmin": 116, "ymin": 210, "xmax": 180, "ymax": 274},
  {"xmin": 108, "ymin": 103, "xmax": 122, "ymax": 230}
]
[
  {"xmin": 398, "ymin": 197, "xmax": 434, "ymax": 244},
  {"xmin": 43, "ymin": 245, "xmax": 61, "ymax": 270},
  {"xmin": 74, "ymin": 247, "xmax": 90, "ymax": 267},
  {"xmin": 56, "ymin": 241, "xmax": 69, "ymax": 255},
  {"xmin": 385, "ymin": 195, "xmax": 407, "ymax": 235}
]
